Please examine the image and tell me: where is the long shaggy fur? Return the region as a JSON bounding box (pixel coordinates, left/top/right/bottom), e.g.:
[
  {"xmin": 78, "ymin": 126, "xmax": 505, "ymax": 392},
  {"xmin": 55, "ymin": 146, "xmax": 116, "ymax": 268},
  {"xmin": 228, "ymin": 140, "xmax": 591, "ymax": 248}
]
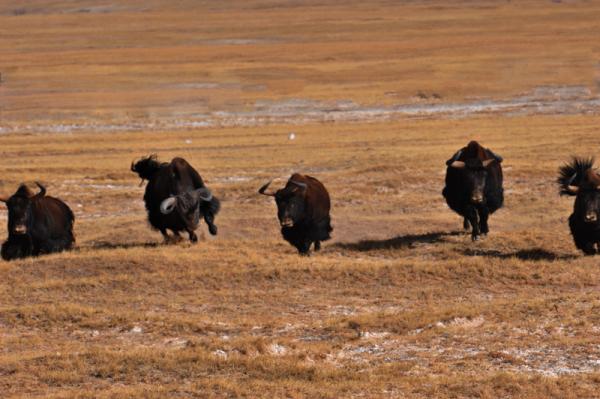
[
  {"xmin": 132, "ymin": 155, "xmax": 220, "ymax": 241},
  {"xmin": 131, "ymin": 154, "xmax": 165, "ymax": 181},
  {"xmin": 558, "ymin": 157, "xmax": 595, "ymax": 196}
]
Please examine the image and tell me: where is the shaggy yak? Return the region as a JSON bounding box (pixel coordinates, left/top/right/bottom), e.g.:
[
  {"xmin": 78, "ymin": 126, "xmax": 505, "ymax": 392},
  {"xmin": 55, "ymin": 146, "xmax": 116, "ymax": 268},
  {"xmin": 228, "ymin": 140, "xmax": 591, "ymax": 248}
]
[
  {"xmin": 558, "ymin": 157, "xmax": 600, "ymax": 255},
  {"xmin": 443, "ymin": 141, "xmax": 504, "ymax": 241},
  {"xmin": 0, "ymin": 182, "xmax": 75, "ymax": 260},
  {"xmin": 131, "ymin": 155, "xmax": 220, "ymax": 243},
  {"xmin": 258, "ymin": 173, "xmax": 332, "ymax": 255}
]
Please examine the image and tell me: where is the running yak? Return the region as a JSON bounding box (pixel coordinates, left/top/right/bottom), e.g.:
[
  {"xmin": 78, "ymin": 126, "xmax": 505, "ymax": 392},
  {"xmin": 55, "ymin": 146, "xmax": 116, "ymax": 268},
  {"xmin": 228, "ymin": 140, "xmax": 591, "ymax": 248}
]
[
  {"xmin": 259, "ymin": 173, "xmax": 332, "ymax": 255},
  {"xmin": 131, "ymin": 156, "xmax": 220, "ymax": 243},
  {"xmin": 443, "ymin": 141, "xmax": 504, "ymax": 241},
  {"xmin": 558, "ymin": 157, "xmax": 600, "ymax": 255},
  {"xmin": 0, "ymin": 182, "xmax": 75, "ymax": 260}
]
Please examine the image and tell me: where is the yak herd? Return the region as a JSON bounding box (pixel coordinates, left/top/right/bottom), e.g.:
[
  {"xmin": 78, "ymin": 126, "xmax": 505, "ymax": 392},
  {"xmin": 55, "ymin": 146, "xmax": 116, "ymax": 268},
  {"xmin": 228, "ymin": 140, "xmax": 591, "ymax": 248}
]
[{"xmin": 0, "ymin": 140, "xmax": 599, "ymax": 260}]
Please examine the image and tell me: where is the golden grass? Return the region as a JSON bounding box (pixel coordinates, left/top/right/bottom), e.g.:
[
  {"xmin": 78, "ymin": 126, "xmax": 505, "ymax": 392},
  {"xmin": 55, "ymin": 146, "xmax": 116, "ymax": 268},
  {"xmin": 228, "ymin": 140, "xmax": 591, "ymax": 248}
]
[{"xmin": 2, "ymin": 0, "xmax": 600, "ymax": 397}]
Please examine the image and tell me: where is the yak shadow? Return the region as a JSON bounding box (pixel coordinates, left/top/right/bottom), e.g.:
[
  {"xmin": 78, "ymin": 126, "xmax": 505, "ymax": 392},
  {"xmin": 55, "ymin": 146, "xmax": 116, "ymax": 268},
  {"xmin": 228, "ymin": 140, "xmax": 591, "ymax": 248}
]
[
  {"xmin": 462, "ymin": 248, "xmax": 578, "ymax": 261},
  {"xmin": 335, "ymin": 231, "xmax": 463, "ymax": 252},
  {"xmin": 85, "ymin": 241, "xmax": 161, "ymax": 251}
]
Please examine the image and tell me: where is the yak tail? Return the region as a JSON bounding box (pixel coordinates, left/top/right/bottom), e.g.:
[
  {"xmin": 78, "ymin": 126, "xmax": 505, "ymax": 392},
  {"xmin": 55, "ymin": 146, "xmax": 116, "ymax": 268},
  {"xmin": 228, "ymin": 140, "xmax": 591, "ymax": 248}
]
[
  {"xmin": 201, "ymin": 195, "xmax": 221, "ymax": 216},
  {"xmin": 558, "ymin": 157, "xmax": 595, "ymax": 196},
  {"xmin": 131, "ymin": 154, "xmax": 164, "ymax": 181}
]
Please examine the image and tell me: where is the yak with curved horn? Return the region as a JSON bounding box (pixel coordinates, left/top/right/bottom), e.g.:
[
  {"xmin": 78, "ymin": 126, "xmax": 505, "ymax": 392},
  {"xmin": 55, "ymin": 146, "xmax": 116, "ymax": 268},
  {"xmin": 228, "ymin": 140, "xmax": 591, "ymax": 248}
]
[
  {"xmin": 259, "ymin": 173, "xmax": 332, "ymax": 255},
  {"xmin": 0, "ymin": 182, "xmax": 75, "ymax": 260},
  {"xmin": 558, "ymin": 157, "xmax": 600, "ymax": 255},
  {"xmin": 131, "ymin": 155, "xmax": 220, "ymax": 243},
  {"xmin": 442, "ymin": 141, "xmax": 504, "ymax": 241}
]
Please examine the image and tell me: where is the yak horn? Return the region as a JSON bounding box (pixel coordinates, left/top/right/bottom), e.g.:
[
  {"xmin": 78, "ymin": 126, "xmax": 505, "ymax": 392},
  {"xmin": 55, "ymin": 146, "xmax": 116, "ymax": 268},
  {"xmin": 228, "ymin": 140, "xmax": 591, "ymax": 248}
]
[
  {"xmin": 450, "ymin": 161, "xmax": 466, "ymax": 169},
  {"xmin": 258, "ymin": 180, "xmax": 276, "ymax": 196},
  {"xmin": 160, "ymin": 197, "xmax": 177, "ymax": 214},
  {"xmin": 290, "ymin": 180, "xmax": 307, "ymax": 191},
  {"xmin": 451, "ymin": 150, "xmax": 463, "ymax": 162},
  {"xmin": 482, "ymin": 159, "xmax": 495, "ymax": 167},
  {"xmin": 193, "ymin": 187, "xmax": 213, "ymax": 202},
  {"xmin": 32, "ymin": 182, "xmax": 46, "ymax": 199}
]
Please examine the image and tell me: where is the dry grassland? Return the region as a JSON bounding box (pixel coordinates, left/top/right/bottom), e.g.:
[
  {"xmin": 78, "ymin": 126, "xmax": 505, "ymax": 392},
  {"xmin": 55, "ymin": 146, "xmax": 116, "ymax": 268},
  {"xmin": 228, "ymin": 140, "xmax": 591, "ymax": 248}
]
[{"xmin": 1, "ymin": 1, "xmax": 600, "ymax": 398}]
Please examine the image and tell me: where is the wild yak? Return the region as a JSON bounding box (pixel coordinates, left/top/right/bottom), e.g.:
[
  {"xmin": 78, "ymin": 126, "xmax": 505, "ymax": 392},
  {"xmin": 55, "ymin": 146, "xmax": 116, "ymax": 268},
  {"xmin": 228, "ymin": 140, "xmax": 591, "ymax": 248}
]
[
  {"xmin": 258, "ymin": 173, "xmax": 332, "ymax": 255},
  {"xmin": 558, "ymin": 157, "xmax": 600, "ymax": 255},
  {"xmin": 442, "ymin": 141, "xmax": 504, "ymax": 241},
  {"xmin": 0, "ymin": 182, "xmax": 75, "ymax": 260},
  {"xmin": 131, "ymin": 155, "xmax": 220, "ymax": 243}
]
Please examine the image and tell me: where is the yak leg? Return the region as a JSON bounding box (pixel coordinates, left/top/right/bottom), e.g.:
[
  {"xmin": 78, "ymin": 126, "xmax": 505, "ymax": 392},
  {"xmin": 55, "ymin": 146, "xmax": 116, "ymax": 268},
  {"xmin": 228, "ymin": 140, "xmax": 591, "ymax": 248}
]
[
  {"xmin": 466, "ymin": 206, "xmax": 480, "ymax": 241},
  {"xmin": 160, "ymin": 229, "xmax": 170, "ymax": 243},
  {"xmin": 478, "ymin": 207, "xmax": 490, "ymax": 235},
  {"xmin": 171, "ymin": 231, "xmax": 183, "ymax": 243},
  {"xmin": 582, "ymin": 241, "xmax": 596, "ymax": 256},
  {"xmin": 204, "ymin": 213, "xmax": 218, "ymax": 236},
  {"xmin": 314, "ymin": 241, "xmax": 321, "ymax": 251},
  {"xmin": 161, "ymin": 229, "xmax": 182, "ymax": 244},
  {"xmin": 463, "ymin": 217, "xmax": 470, "ymax": 231},
  {"xmin": 297, "ymin": 240, "xmax": 312, "ymax": 256},
  {"xmin": 186, "ymin": 228, "xmax": 198, "ymax": 243}
]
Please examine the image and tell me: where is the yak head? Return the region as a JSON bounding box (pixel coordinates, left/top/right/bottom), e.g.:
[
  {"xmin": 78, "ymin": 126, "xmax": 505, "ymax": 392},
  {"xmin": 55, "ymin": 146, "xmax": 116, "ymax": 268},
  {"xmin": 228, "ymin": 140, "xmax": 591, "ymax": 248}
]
[
  {"xmin": 449, "ymin": 157, "xmax": 495, "ymax": 205},
  {"xmin": 559, "ymin": 158, "xmax": 600, "ymax": 224},
  {"xmin": 259, "ymin": 178, "xmax": 307, "ymax": 227},
  {"xmin": 159, "ymin": 188, "xmax": 213, "ymax": 217},
  {"xmin": 0, "ymin": 182, "xmax": 46, "ymax": 236}
]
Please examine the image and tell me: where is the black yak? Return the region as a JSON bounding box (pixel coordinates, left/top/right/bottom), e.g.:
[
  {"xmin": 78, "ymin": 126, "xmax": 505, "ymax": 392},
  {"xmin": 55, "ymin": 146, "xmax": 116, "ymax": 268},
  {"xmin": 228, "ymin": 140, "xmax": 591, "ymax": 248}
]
[
  {"xmin": 558, "ymin": 157, "xmax": 600, "ymax": 255},
  {"xmin": 131, "ymin": 155, "xmax": 220, "ymax": 243},
  {"xmin": 442, "ymin": 141, "xmax": 504, "ymax": 241},
  {"xmin": 258, "ymin": 173, "xmax": 332, "ymax": 255},
  {"xmin": 0, "ymin": 182, "xmax": 75, "ymax": 260}
]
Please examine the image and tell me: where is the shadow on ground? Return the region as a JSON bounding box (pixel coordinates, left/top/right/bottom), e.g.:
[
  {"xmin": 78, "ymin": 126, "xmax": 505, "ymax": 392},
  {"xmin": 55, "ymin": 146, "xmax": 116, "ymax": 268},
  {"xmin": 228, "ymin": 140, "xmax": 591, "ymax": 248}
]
[
  {"xmin": 85, "ymin": 241, "xmax": 161, "ymax": 250},
  {"xmin": 462, "ymin": 248, "xmax": 578, "ymax": 261},
  {"xmin": 335, "ymin": 231, "xmax": 464, "ymax": 252}
]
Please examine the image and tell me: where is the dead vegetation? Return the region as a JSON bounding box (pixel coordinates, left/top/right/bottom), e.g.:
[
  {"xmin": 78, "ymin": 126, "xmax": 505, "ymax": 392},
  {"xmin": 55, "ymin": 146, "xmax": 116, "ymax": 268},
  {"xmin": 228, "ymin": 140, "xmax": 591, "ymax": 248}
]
[{"xmin": 1, "ymin": 0, "xmax": 600, "ymax": 398}]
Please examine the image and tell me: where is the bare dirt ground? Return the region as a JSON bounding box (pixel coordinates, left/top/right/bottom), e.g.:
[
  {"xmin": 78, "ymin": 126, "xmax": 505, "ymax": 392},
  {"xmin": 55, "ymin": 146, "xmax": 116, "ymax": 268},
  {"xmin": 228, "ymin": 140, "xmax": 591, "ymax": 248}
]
[{"xmin": 1, "ymin": 1, "xmax": 600, "ymax": 397}]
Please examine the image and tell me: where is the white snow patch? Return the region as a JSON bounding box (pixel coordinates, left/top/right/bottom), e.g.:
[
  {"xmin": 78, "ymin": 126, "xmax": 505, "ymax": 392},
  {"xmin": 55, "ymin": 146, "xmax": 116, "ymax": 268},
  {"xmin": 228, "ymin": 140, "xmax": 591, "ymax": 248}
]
[
  {"xmin": 269, "ymin": 343, "xmax": 287, "ymax": 356},
  {"xmin": 213, "ymin": 349, "xmax": 228, "ymax": 358},
  {"xmin": 360, "ymin": 331, "xmax": 391, "ymax": 339}
]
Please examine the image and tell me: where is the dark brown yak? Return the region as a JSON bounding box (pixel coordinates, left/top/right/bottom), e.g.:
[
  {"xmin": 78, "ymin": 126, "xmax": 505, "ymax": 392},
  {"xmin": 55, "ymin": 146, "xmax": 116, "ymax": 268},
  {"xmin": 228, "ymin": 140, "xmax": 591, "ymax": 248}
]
[
  {"xmin": 131, "ymin": 155, "xmax": 220, "ymax": 243},
  {"xmin": 258, "ymin": 173, "xmax": 332, "ymax": 255},
  {"xmin": 0, "ymin": 182, "xmax": 75, "ymax": 260},
  {"xmin": 442, "ymin": 141, "xmax": 504, "ymax": 241},
  {"xmin": 558, "ymin": 157, "xmax": 600, "ymax": 255}
]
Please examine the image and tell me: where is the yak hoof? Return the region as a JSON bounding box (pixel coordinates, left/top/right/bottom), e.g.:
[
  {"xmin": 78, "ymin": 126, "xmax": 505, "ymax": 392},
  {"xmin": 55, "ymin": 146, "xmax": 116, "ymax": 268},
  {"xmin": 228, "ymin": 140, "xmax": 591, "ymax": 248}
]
[
  {"xmin": 164, "ymin": 234, "xmax": 183, "ymax": 245},
  {"xmin": 208, "ymin": 224, "xmax": 218, "ymax": 236},
  {"xmin": 189, "ymin": 232, "xmax": 198, "ymax": 243},
  {"xmin": 471, "ymin": 235, "xmax": 480, "ymax": 242}
]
